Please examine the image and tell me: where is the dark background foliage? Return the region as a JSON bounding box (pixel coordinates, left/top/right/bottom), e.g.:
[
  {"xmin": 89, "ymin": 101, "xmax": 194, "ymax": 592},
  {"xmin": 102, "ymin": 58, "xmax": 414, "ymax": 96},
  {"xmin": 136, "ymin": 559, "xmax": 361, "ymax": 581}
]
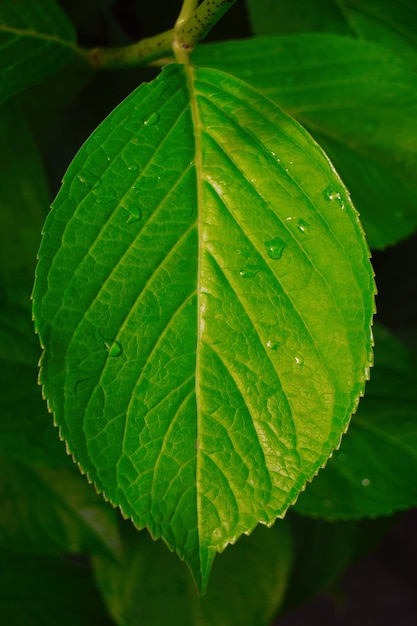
[{"xmin": 1, "ymin": 0, "xmax": 416, "ymax": 623}]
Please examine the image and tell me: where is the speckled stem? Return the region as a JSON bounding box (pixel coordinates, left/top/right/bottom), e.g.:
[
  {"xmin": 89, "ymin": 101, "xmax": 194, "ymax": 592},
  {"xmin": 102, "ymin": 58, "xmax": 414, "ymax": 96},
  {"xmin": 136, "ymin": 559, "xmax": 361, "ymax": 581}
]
[
  {"xmin": 81, "ymin": 0, "xmax": 238, "ymax": 69},
  {"xmin": 176, "ymin": 0, "xmax": 238, "ymax": 52}
]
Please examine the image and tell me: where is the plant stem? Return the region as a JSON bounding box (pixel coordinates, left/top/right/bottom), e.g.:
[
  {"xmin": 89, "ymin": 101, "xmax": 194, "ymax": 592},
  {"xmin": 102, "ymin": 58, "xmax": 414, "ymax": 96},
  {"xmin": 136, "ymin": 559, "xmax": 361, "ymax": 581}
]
[
  {"xmin": 177, "ymin": 0, "xmax": 238, "ymax": 51},
  {"xmin": 80, "ymin": 0, "xmax": 238, "ymax": 70},
  {"xmin": 172, "ymin": 0, "xmax": 199, "ymax": 64},
  {"xmin": 80, "ymin": 28, "xmax": 174, "ymax": 70},
  {"xmin": 175, "ymin": 0, "xmax": 200, "ymax": 28}
]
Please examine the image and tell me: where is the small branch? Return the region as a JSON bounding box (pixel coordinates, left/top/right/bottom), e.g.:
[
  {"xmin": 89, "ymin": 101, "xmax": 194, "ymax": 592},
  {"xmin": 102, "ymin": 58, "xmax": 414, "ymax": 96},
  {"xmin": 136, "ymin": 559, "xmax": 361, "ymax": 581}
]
[
  {"xmin": 82, "ymin": 28, "xmax": 174, "ymax": 70},
  {"xmin": 80, "ymin": 0, "xmax": 239, "ymax": 70}
]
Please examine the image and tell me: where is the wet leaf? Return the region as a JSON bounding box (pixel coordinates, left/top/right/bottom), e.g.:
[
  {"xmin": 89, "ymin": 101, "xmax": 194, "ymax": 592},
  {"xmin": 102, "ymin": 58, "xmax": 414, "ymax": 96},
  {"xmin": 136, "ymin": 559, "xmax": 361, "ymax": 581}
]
[{"xmin": 33, "ymin": 64, "xmax": 374, "ymax": 591}]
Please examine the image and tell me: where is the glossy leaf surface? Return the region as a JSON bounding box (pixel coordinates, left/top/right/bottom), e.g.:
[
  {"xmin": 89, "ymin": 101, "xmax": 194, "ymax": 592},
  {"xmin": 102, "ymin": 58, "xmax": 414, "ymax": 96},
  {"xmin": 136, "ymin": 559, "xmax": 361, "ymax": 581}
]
[
  {"xmin": 0, "ymin": 0, "xmax": 75, "ymax": 104},
  {"xmin": 33, "ymin": 64, "xmax": 374, "ymax": 591},
  {"xmin": 295, "ymin": 324, "xmax": 417, "ymax": 518},
  {"xmin": 93, "ymin": 520, "xmax": 292, "ymax": 625},
  {"xmin": 193, "ymin": 35, "xmax": 417, "ymax": 249}
]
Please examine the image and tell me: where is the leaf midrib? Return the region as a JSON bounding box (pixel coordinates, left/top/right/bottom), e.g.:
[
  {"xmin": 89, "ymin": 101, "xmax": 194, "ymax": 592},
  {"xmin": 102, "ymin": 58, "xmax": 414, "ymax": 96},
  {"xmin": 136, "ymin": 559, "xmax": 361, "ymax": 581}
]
[
  {"xmin": 184, "ymin": 62, "xmax": 205, "ymax": 577},
  {"xmin": 0, "ymin": 24, "xmax": 75, "ymax": 49}
]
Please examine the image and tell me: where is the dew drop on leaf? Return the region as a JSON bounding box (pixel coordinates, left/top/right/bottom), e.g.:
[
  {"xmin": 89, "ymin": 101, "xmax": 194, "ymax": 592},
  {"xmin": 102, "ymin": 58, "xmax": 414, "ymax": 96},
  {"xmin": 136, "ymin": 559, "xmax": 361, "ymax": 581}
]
[
  {"xmin": 285, "ymin": 217, "xmax": 310, "ymax": 234},
  {"xmin": 323, "ymin": 185, "xmax": 341, "ymax": 202},
  {"xmin": 103, "ymin": 339, "xmax": 123, "ymax": 357},
  {"xmin": 264, "ymin": 237, "xmax": 286, "ymax": 259},
  {"xmin": 126, "ymin": 206, "xmax": 142, "ymax": 224},
  {"xmin": 239, "ymin": 264, "xmax": 262, "ymax": 278},
  {"xmin": 294, "ymin": 356, "xmax": 303, "ymax": 366},
  {"xmin": 128, "ymin": 164, "xmax": 138, "ymax": 172},
  {"xmin": 143, "ymin": 112, "xmax": 160, "ymax": 126},
  {"xmin": 361, "ymin": 478, "xmax": 371, "ymax": 487},
  {"xmin": 266, "ymin": 340, "xmax": 280, "ymax": 351},
  {"xmin": 296, "ymin": 219, "xmax": 310, "ymax": 234}
]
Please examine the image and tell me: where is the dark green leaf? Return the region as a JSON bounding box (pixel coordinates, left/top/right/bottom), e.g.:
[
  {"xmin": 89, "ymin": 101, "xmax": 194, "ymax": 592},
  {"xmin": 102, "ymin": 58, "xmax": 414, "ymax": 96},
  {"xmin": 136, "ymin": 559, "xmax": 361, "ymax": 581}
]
[
  {"xmin": 0, "ymin": 299, "xmax": 121, "ymax": 562},
  {"xmin": 281, "ymin": 514, "xmax": 358, "ymax": 611},
  {"xmin": 0, "ymin": 552, "xmax": 114, "ymax": 626},
  {"xmin": 280, "ymin": 512, "xmax": 394, "ymax": 612},
  {"xmin": 93, "ymin": 520, "xmax": 292, "ymax": 624},
  {"xmin": 0, "ymin": 305, "xmax": 69, "ymax": 466},
  {"xmin": 193, "ymin": 35, "xmax": 417, "ymax": 249},
  {"xmin": 246, "ymin": 0, "xmax": 350, "ymax": 36},
  {"xmin": 342, "ymin": 0, "xmax": 417, "ymax": 70},
  {"xmin": 0, "ymin": 454, "xmax": 122, "ymax": 559},
  {"xmin": 294, "ymin": 324, "xmax": 417, "ymax": 518},
  {"xmin": 0, "ymin": 0, "xmax": 76, "ymax": 104},
  {"xmin": 246, "ymin": 0, "xmax": 417, "ymax": 69},
  {"xmin": 33, "ymin": 63, "xmax": 374, "ymax": 591},
  {"xmin": 0, "ymin": 100, "xmax": 49, "ymax": 306}
]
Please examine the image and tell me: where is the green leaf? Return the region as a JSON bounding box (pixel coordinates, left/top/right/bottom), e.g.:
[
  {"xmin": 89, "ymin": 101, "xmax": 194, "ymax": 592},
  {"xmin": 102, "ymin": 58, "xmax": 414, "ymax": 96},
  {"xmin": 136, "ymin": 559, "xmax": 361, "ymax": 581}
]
[
  {"xmin": 0, "ymin": 0, "xmax": 76, "ymax": 104},
  {"xmin": 93, "ymin": 520, "xmax": 292, "ymax": 625},
  {"xmin": 0, "ymin": 551, "xmax": 113, "ymax": 626},
  {"xmin": 294, "ymin": 324, "xmax": 417, "ymax": 518},
  {"xmin": 33, "ymin": 63, "xmax": 374, "ymax": 591},
  {"xmin": 193, "ymin": 35, "xmax": 417, "ymax": 249}
]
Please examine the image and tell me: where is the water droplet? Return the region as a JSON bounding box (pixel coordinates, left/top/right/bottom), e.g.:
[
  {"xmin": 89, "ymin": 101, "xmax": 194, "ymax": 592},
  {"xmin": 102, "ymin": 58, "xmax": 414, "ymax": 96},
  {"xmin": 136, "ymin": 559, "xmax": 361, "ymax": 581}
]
[
  {"xmin": 239, "ymin": 264, "xmax": 262, "ymax": 278},
  {"xmin": 266, "ymin": 340, "xmax": 280, "ymax": 351},
  {"xmin": 296, "ymin": 219, "xmax": 310, "ymax": 234},
  {"xmin": 127, "ymin": 164, "xmax": 138, "ymax": 172},
  {"xmin": 294, "ymin": 356, "xmax": 303, "ymax": 366},
  {"xmin": 270, "ymin": 151, "xmax": 281, "ymax": 164},
  {"xmin": 126, "ymin": 206, "xmax": 142, "ymax": 224},
  {"xmin": 323, "ymin": 185, "xmax": 341, "ymax": 202},
  {"xmin": 77, "ymin": 175, "xmax": 88, "ymax": 185},
  {"xmin": 143, "ymin": 112, "xmax": 159, "ymax": 127},
  {"xmin": 286, "ymin": 217, "xmax": 310, "ymax": 234},
  {"xmin": 361, "ymin": 478, "xmax": 371, "ymax": 487},
  {"xmin": 264, "ymin": 237, "xmax": 286, "ymax": 260},
  {"xmin": 104, "ymin": 339, "xmax": 123, "ymax": 357}
]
